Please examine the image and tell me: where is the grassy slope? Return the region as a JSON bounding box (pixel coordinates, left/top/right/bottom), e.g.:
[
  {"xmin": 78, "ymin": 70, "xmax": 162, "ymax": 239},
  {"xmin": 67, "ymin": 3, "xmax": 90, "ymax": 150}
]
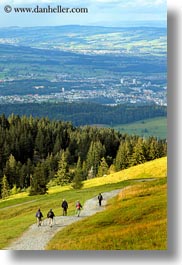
[
  {"xmin": 112, "ymin": 117, "xmax": 167, "ymax": 139},
  {"xmin": 46, "ymin": 178, "xmax": 167, "ymax": 250},
  {"xmin": 0, "ymin": 157, "xmax": 167, "ymax": 249},
  {"xmin": 83, "ymin": 156, "xmax": 167, "ymax": 189}
]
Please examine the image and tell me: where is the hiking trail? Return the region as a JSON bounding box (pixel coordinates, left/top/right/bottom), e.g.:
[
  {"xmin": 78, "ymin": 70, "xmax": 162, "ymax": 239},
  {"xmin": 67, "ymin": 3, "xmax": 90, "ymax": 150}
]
[{"xmin": 5, "ymin": 189, "xmax": 122, "ymax": 250}]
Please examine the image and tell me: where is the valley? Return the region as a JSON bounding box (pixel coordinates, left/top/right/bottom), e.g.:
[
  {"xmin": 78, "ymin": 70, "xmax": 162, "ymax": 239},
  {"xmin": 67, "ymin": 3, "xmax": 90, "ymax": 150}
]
[{"xmin": 0, "ymin": 25, "xmax": 167, "ymax": 106}]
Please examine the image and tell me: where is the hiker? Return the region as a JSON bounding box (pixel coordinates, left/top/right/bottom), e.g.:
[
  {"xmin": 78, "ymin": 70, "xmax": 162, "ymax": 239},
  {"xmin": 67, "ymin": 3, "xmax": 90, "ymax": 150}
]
[
  {"xmin": 98, "ymin": 193, "xmax": 103, "ymax": 206},
  {"xmin": 35, "ymin": 208, "xmax": 43, "ymax": 227},
  {"xmin": 62, "ymin": 199, "xmax": 68, "ymax": 216},
  {"xmin": 47, "ymin": 209, "xmax": 55, "ymax": 227},
  {"xmin": 75, "ymin": 200, "xmax": 82, "ymax": 217}
]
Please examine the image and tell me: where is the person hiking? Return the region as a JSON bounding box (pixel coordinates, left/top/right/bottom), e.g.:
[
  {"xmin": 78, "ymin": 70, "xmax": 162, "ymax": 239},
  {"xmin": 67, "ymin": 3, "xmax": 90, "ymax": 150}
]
[
  {"xmin": 62, "ymin": 199, "xmax": 68, "ymax": 216},
  {"xmin": 75, "ymin": 200, "xmax": 82, "ymax": 217},
  {"xmin": 47, "ymin": 209, "xmax": 55, "ymax": 227},
  {"xmin": 35, "ymin": 208, "xmax": 43, "ymax": 227},
  {"xmin": 98, "ymin": 193, "xmax": 103, "ymax": 206}
]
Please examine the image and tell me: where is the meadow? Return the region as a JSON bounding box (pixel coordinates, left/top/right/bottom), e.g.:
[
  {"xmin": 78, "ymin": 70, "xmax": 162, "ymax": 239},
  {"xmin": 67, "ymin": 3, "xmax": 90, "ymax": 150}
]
[
  {"xmin": 112, "ymin": 117, "xmax": 167, "ymax": 139},
  {"xmin": 0, "ymin": 157, "xmax": 167, "ymax": 250},
  {"xmin": 46, "ymin": 177, "xmax": 167, "ymax": 250}
]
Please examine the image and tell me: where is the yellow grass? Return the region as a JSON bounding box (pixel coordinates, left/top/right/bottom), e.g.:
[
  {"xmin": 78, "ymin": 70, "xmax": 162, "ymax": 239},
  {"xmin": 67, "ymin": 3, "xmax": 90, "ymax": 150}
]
[
  {"xmin": 46, "ymin": 177, "xmax": 167, "ymax": 250},
  {"xmin": 83, "ymin": 157, "xmax": 167, "ymax": 188},
  {"xmin": 0, "ymin": 157, "xmax": 167, "ymax": 204}
]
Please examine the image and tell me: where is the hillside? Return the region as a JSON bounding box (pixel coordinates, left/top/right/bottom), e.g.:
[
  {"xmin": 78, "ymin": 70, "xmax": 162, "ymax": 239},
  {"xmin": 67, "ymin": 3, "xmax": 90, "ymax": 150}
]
[
  {"xmin": 0, "ymin": 157, "xmax": 167, "ymax": 250},
  {"xmin": 0, "ymin": 114, "xmax": 167, "ymax": 199},
  {"xmin": 112, "ymin": 116, "xmax": 167, "ymax": 139},
  {"xmin": 46, "ymin": 177, "xmax": 167, "ymax": 250},
  {"xmin": 0, "ymin": 25, "xmax": 167, "ymax": 56}
]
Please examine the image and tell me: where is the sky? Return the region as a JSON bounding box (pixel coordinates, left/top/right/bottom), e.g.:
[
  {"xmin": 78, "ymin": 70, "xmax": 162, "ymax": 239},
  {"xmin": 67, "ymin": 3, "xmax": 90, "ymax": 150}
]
[{"xmin": 0, "ymin": 0, "xmax": 167, "ymax": 27}]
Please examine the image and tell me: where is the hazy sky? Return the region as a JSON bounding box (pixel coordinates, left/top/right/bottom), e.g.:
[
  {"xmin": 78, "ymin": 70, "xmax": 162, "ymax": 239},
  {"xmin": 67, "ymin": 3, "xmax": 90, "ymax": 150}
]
[{"xmin": 0, "ymin": 0, "xmax": 167, "ymax": 27}]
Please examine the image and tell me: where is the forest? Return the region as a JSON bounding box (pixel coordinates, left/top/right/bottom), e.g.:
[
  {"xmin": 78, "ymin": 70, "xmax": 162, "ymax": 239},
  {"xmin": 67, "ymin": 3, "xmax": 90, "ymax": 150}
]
[
  {"xmin": 0, "ymin": 113, "xmax": 167, "ymax": 198},
  {"xmin": 0, "ymin": 103, "xmax": 167, "ymax": 126}
]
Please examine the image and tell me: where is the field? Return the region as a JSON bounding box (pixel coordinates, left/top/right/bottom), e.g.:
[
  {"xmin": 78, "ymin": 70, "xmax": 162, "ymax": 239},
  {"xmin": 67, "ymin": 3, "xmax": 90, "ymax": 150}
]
[
  {"xmin": 0, "ymin": 157, "xmax": 167, "ymax": 250},
  {"xmin": 112, "ymin": 117, "xmax": 167, "ymax": 139},
  {"xmin": 47, "ymin": 177, "xmax": 167, "ymax": 250}
]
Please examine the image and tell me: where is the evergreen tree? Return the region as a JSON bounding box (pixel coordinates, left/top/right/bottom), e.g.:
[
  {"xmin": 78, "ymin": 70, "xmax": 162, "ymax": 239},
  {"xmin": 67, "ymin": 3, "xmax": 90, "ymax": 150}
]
[
  {"xmin": 1, "ymin": 174, "xmax": 10, "ymax": 199},
  {"xmin": 97, "ymin": 157, "xmax": 109, "ymax": 177},
  {"xmin": 55, "ymin": 151, "xmax": 71, "ymax": 185},
  {"xmin": 72, "ymin": 157, "xmax": 83, "ymax": 189},
  {"xmin": 4, "ymin": 154, "xmax": 17, "ymax": 188},
  {"xmin": 45, "ymin": 153, "xmax": 58, "ymax": 181},
  {"xmin": 115, "ymin": 141, "xmax": 131, "ymax": 171},
  {"xmin": 25, "ymin": 158, "xmax": 33, "ymax": 188},
  {"xmin": 76, "ymin": 130, "xmax": 91, "ymax": 162},
  {"xmin": 82, "ymin": 161, "xmax": 87, "ymax": 180},
  {"xmin": 29, "ymin": 162, "xmax": 48, "ymax": 195},
  {"xmin": 88, "ymin": 166, "xmax": 94, "ymax": 179},
  {"xmin": 131, "ymin": 138, "xmax": 147, "ymax": 166},
  {"xmin": 148, "ymin": 139, "xmax": 159, "ymax": 160},
  {"xmin": 11, "ymin": 184, "xmax": 21, "ymax": 195},
  {"xmin": 35, "ymin": 128, "xmax": 45, "ymax": 158},
  {"xmin": 53, "ymin": 134, "xmax": 62, "ymax": 154},
  {"xmin": 86, "ymin": 140, "xmax": 105, "ymax": 178},
  {"xmin": 108, "ymin": 164, "xmax": 116, "ymax": 174}
]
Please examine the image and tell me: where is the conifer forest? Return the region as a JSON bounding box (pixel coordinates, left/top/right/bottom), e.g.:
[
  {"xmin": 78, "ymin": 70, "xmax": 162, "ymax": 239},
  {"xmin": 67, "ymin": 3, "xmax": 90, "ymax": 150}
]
[{"xmin": 0, "ymin": 114, "xmax": 167, "ymax": 197}]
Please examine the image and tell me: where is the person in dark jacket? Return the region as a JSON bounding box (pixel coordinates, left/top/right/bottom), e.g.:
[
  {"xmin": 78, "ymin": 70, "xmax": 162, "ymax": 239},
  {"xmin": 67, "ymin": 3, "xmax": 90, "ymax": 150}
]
[
  {"xmin": 62, "ymin": 199, "xmax": 68, "ymax": 216},
  {"xmin": 35, "ymin": 208, "xmax": 43, "ymax": 227},
  {"xmin": 98, "ymin": 193, "xmax": 103, "ymax": 206},
  {"xmin": 47, "ymin": 209, "xmax": 55, "ymax": 227}
]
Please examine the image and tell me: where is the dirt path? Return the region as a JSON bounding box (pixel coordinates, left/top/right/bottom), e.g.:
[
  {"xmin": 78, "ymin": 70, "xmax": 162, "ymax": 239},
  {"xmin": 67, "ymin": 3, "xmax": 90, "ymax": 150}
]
[
  {"xmin": 5, "ymin": 189, "xmax": 121, "ymax": 250},
  {"xmin": 0, "ymin": 199, "xmax": 38, "ymax": 211}
]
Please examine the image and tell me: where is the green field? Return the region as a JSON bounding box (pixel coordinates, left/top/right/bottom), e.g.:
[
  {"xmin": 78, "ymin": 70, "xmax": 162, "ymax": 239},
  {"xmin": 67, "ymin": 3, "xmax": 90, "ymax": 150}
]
[
  {"xmin": 0, "ymin": 157, "xmax": 167, "ymax": 250},
  {"xmin": 112, "ymin": 117, "xmax": 167, "ymax": 139},
  {"xmin": 47, "ymin": 177, "xmax": 167, "ymax": 250}
]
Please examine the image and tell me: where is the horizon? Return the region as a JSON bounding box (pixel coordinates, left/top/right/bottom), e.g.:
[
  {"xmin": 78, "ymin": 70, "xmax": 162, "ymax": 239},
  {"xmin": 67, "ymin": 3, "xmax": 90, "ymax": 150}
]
[{"xmin": 0, "ymin": 21, "xmax": 167, "ymax": 29}]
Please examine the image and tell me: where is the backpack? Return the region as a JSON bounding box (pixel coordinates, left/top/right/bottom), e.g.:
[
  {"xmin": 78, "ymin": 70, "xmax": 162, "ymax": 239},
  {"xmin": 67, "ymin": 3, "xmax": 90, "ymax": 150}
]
[
  {"xmin": 98, "ymin": 194, "xmax": 103, "ymax": 201},
  {"xmin": 47, "ymin": 211, "xmax": 53, "ymax": 218},
  {"xmin": 37, "ymin": 211, "xmax": 41, "ymax": 218},
  {"xmin": 62, "ymin": 201, "xmax": 68, "ymax": 209},
  {"xmin": 76, "ymin": 202, "xmax": 82, "ymax": 209}
]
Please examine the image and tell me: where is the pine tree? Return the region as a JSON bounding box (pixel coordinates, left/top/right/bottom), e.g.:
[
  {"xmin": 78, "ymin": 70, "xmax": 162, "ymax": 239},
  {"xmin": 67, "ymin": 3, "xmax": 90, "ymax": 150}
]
[
  {"xmin": 72, "ymin": 157, "xmax": 83, "ymax": 189},
  {"xmin": 108, "ymin": 164, "xmax": 116, "ymax": 174},
  {"xmin": 1, "ymin": 174, "xmax": 10, "ymax": 199},
  {"xmin": 97, "ymin": 157, "xmax": 109, "ymax": 177},
  {"xmin": 4, "ymin": 154, "xmax": 17, "ymax": 188},
  {"xmin": 131, "ymin": 138, "xmax": 147, "ymax": 166},
  {"xmin": 82, "ymin": 161, "xmax": 87, "ymax": 180},
  {"xmin": 88, "ymin": 166, "xmax": 94, "ymax": 179},
  {"xmin": 148, "ymin": 139, "xmax": 159, "ymax": 160},
  {"xmin": 115, "ymin": 141, "xmax": 131, "ymax": 171},
  {"xmin": 29, "ymin": 163, "xmax": 48, "ymax": 195},
  {"xmin": 35, "ymin": 128, "xmax": 45, "ymax": 158},
  {"xmin": 86, "ymin": 140, "xmax": 105, "ymax": 178},
  {"xmin": 55, "ymin": 151, "xmax": 70, "ymax": 185}
]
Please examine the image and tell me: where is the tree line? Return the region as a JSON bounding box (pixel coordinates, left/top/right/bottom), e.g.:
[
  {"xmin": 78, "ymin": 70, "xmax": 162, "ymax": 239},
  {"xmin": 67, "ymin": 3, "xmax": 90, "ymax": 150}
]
[
  {"xmin": 0, "ymin": 103, "xmax": 167, "ymax": 126},
  {"xmin": 0, "ymin": 113, "xmax": 167, "ymax": 198}
]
